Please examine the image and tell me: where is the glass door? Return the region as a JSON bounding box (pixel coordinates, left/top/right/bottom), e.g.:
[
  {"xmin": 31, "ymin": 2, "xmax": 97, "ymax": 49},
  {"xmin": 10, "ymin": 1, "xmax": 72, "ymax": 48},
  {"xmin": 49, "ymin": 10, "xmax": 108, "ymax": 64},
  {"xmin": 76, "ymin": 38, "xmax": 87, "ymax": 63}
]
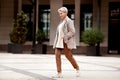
[{"xmin": 108, "ymin": 2, "xmax": 120, "ymax": 54}]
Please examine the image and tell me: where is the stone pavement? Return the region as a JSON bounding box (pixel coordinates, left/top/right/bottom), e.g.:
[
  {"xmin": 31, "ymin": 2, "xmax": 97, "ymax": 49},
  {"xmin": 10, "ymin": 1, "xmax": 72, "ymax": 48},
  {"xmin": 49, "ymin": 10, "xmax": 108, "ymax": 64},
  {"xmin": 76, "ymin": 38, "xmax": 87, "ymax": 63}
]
[{"xmin": 0, "ymin": 53, "xmax": 120, "ymax": 80}]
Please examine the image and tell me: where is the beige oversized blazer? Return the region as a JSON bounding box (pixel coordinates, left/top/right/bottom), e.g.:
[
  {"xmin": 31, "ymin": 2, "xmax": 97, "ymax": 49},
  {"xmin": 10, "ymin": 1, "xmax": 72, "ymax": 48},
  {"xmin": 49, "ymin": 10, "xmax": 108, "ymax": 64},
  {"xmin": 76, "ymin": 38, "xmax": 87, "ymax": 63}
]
[{"xmin": 53, "ymin": 17, "xmax": 76, "ymax": 49}]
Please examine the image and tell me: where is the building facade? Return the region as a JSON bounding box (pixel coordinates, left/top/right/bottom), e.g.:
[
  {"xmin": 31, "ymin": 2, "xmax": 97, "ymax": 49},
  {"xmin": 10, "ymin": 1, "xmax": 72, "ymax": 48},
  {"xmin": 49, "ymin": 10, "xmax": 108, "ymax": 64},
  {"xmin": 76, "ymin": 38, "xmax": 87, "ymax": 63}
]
[{"xmin": 0, "ymin": 0, "xmax": 120, "ymax": 54}]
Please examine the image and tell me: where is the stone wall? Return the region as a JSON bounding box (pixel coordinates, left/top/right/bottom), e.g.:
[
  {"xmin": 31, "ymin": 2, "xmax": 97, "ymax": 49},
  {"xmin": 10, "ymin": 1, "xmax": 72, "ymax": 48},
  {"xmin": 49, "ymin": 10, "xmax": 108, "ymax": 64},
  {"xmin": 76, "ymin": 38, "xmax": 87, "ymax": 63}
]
[{"xmin": 0, "ymin": 0, "xmax": 14, "ymax": 44}]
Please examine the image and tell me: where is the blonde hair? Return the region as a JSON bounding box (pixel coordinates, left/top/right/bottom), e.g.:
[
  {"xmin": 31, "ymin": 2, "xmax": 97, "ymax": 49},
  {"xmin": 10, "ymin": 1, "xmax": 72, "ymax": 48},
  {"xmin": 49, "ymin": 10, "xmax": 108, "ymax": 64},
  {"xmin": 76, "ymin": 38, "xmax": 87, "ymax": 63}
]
[{"xmin": 58, "ymin": 7, "xmax": 68, "ymax": 14}]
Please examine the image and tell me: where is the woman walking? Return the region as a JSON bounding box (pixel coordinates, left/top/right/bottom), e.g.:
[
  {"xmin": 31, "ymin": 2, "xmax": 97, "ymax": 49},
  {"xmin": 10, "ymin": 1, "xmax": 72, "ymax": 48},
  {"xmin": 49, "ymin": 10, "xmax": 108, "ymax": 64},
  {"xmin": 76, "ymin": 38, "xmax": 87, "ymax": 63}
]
[{"xmin": 53, "ymin": 7, "xmax": 80, "ymax": 78}]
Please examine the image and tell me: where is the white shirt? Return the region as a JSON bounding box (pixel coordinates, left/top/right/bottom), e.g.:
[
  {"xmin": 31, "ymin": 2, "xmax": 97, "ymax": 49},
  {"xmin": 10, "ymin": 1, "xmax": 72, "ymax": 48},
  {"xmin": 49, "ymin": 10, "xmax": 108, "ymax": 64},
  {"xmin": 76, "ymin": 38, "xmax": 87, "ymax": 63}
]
[{"xmin": 55, "ymin": 20, "xmax": 66, "ymax": 48}]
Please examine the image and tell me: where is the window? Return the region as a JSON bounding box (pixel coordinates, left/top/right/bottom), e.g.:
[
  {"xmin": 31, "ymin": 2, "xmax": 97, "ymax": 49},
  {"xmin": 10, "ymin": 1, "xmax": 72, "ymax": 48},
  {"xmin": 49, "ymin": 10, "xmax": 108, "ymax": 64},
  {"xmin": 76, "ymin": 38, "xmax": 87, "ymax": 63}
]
[
  {"xmin": 84, "ymin": 13, "xmax": 92, "ymax": 30},
  {"xmin": 80, "ymin": 4, "xmax": 93, "ymax": 41},
  {"xmin": 63, "ymin": 5, "xmax": 75, "ymax": 21},
  {"xmin": 39, "ymin": 5, "xmax": 50, "ymax": 41},
  {"xmin": 22, "ymin": 5, "xmax": 33, "ymax": 41},
  {"xmin": 22, "ymin": 5, "xmax": 50, "ymax": 41}
]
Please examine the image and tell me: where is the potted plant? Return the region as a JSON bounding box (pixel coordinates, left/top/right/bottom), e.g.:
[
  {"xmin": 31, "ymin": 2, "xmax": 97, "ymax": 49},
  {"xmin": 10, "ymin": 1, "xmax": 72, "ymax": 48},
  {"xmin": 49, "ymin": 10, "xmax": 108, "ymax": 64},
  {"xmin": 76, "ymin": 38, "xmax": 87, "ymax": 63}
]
[
  {"xmin": 81, "ymin": 29, "xmax": 104, "ymax": 56},
  {"xmin": 8, "ymin": 11, "xmax": 28, "ymax": 53},
  {"xmin": 34, "ymin": 30, "xmax": 46, "ymax": 54}
]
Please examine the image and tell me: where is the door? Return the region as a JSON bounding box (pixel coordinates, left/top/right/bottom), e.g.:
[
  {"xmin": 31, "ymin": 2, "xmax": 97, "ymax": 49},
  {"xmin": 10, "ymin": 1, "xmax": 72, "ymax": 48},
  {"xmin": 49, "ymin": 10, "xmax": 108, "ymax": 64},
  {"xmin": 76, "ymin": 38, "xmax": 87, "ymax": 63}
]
[{"xmin": 108, "ymin": 2, "xmax": 120, "ymax": 54}]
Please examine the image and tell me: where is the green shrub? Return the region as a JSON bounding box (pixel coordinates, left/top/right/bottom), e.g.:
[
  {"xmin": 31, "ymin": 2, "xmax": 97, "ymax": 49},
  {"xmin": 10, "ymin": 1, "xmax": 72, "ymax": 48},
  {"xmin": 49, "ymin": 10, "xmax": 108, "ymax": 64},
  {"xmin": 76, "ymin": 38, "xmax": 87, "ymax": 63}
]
[
  {"xmin": 81, "ymin": 29, "xmax": 104, "ymax": 46},
  {"xmin": 9, "ymin": 27, "xmax": 27, "ymax": 44},
  {"xmin": 9, "ymin": 11, "xmax": 28, "ymax": 44},
  {"xmin": 36, "ymin": 30, "xmax": 45, "ymax": 44}
]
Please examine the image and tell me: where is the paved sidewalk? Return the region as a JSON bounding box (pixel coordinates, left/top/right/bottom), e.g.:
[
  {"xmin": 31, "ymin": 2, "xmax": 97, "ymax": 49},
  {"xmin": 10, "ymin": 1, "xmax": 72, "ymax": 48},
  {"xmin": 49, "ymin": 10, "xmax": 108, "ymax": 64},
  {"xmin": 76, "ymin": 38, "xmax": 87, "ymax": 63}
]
[{"xmin": 0, "ymin": 53, "xmax": 120, "ymax": 80}]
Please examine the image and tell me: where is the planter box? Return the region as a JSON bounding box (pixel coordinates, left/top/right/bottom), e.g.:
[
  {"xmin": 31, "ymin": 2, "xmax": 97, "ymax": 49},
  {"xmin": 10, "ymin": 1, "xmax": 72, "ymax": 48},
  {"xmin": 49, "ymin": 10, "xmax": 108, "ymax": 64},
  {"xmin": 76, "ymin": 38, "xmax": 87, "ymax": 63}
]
[
  {"xmin": 8, "ymin": 43, "xmax": 23, "ymax": 53},
  {"xmin": 34, "ymin": 44, "xmax": 46, "ymax": 54},
  {"xmin": 86, "ymin": 46, "xmax": 96, "ymax": 56}
]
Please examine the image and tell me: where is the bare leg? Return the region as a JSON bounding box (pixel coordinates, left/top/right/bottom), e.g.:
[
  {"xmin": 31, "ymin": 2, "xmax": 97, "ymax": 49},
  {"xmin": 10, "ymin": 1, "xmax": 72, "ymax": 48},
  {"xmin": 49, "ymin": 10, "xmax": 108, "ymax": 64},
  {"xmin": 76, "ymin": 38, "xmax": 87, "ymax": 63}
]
[{"xmin": 55, "ymin": 48, "xmax": 62, "ymax": 73}]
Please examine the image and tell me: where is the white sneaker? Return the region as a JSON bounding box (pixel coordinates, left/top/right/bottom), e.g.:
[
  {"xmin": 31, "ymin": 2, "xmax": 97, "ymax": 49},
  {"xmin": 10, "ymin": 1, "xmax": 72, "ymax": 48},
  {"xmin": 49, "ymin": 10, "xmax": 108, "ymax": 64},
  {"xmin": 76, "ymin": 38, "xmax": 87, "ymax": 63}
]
[
  {"xmin": 76, "ymin": 70, "xmax": 80, "ymax": 77},
  {"xmin": 52, "ymin": 73, "xmax": 63, "ymax": 78}
]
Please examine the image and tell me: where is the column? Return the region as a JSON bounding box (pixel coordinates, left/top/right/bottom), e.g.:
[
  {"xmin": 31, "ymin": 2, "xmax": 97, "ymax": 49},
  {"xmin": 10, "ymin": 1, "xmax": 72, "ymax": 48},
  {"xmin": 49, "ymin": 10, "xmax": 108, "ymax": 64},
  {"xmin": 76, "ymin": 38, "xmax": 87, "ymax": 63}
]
[
  {"xmin": 93, "ymin": 0, "xmax": 98, "ymax": 29},
  {"xmin": 36, "ymin": 0, "xmax": 39, "ymax": 31},
  {"xmin": 14, "ymin": 0, "xmax": 22, "ymax": 18},
  {"xmin": 18, "ymin": 0, "xmax": 22, "ymax": 12},
  {"xmin": 0, "ymin": 0, "xmax": 14, "ymax": 44},
  {"xmin": 75, "ymin": 0, "xmax": 81, "ymax": 45},
  {"xmin": 50, "ymin": 0, "xmax": 63, "ymax": 45}
]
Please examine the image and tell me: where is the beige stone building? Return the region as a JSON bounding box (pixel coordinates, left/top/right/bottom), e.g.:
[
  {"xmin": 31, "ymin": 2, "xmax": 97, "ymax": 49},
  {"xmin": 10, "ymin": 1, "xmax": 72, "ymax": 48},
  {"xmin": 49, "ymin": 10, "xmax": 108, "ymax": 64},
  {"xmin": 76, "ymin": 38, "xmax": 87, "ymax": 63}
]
[{"xmin": 0, "ymin": 0, "xmax": 120, "ymax": 54}]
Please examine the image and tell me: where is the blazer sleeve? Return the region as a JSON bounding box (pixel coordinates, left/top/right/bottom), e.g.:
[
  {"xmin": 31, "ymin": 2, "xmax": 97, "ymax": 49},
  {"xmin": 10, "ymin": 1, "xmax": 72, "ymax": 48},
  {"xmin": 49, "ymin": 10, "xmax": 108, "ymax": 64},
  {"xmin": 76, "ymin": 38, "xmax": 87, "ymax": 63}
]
[
  {"xmin": 66, "ymin": 19, "xmax": 75, "ymax": 39},
  {"xmin": 63, "ymin": 19, "xmax": 75, "ymax": 44}
]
